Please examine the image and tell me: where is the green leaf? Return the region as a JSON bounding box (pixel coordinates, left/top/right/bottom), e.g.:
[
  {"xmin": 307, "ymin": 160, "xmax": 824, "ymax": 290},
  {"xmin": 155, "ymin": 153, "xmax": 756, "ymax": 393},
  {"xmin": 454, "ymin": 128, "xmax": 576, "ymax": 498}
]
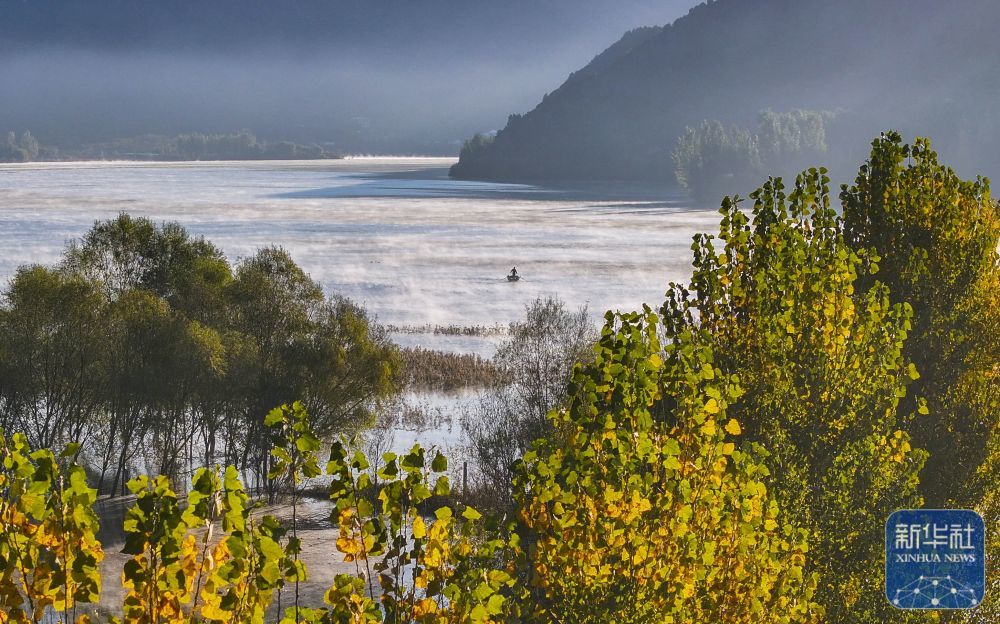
[
  {"xmin": 264, "ymin": 407, "xmax": 285, "ymax": 427},
  {"xmin": 431, "ymin": 451, "xmax": 448, "ymax": 472}
]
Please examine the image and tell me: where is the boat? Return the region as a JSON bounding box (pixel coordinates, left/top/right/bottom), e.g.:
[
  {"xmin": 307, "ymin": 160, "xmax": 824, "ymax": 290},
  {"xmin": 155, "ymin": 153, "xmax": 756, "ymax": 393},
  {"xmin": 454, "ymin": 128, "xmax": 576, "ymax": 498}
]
[{"xmin": 507, "ymin": 274, "xmax": 521, "ymax": 282}]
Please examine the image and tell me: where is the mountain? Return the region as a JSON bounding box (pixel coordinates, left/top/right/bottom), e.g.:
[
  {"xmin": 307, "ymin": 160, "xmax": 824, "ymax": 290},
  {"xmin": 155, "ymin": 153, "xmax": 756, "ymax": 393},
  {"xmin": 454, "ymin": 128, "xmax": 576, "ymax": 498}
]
[
  {"xmin": 450, "ymin": 0, "xmax": 1000, "ymax": 184},
  {"xmin": 0, "ymin": 0, "xmax": 693, "ymax": 153}
]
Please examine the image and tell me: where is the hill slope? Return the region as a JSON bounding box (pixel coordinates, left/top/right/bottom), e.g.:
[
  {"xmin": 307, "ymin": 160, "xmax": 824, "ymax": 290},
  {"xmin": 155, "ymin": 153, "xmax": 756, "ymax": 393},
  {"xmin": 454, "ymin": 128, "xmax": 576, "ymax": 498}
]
[
  {"xmin": 450, "ymin": 0, "xmax": 1000, "ymax": 184},
  {"xmin": 0, "ymin": 0, "xmax": 692, "ymax": 153}
]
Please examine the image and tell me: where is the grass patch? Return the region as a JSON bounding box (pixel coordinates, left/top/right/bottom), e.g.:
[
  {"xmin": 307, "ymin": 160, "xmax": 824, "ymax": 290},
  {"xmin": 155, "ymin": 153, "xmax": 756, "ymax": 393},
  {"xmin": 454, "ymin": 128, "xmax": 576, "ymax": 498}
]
[{"xmin": 400, "ymin": 347, "xmax": 498, "ymax": 391}]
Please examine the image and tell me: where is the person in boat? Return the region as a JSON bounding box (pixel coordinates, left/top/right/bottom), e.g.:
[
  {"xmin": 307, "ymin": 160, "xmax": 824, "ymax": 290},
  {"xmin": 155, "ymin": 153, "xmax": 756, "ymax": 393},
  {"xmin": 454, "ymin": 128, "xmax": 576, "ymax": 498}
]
[{"xmin": 509, "ymin": 267, "xmax": 518, "ymax": 280}]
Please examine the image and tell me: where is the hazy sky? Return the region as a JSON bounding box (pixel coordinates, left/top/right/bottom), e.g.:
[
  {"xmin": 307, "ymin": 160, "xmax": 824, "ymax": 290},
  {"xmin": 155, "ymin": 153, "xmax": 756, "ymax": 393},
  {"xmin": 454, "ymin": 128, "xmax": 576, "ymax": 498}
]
[{"xmin": 0, "ymin": 0, "xmax": 697, "ymax": 154}]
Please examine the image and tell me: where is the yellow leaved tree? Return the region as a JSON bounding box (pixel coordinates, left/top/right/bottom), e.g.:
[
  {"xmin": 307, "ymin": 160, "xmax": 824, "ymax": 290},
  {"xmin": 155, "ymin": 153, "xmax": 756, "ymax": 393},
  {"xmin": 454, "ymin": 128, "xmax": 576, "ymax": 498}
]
[
  {"xmin": 512, "ymin": 307, "xmax": 821, "ymax": 623},
  {"xmin": 0, "ymin": 433, "xmax": 102, "ymax": 624}
]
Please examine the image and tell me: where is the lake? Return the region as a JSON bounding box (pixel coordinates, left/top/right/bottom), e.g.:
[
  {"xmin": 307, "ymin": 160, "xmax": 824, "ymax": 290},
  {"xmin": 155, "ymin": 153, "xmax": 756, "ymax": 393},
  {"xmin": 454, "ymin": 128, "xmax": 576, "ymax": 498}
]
[
  {"xmin": 0, "ymin": 158, "xmax": 719, "ymax": 351},
  {"xmin": 0, "ymin": 158, "xmax": 720, "ymax": 452}
]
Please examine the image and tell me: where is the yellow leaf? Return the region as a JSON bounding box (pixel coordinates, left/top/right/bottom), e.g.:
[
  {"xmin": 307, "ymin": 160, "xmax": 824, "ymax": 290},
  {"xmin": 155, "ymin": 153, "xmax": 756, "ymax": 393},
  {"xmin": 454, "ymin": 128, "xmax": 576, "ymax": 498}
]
[
  {"xmin": 724, "ymin": 419, "xmax": 742, "ymax": 436},
  {"xmin": 337, "ymin": 535, "xmax": 359, "ymax": 556},
  {"xmin": 412, "ymin": 515, "xmax": 426, "ymax": 539}
]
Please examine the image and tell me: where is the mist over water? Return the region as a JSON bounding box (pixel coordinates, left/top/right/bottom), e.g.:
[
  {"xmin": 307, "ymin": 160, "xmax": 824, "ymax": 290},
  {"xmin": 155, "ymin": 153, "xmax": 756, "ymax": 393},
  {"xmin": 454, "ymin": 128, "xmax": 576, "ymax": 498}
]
[{"xmin": 0, "ymin": 159, "xmax": 718, "ymax": 353}]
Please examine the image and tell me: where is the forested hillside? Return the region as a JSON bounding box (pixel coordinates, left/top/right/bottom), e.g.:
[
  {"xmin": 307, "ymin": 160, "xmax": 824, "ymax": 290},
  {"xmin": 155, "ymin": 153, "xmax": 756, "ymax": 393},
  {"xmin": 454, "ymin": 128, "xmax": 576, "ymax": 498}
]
[{"xmin": 451, "ymin": 0, "xmax": 1000, "ymax": 186}]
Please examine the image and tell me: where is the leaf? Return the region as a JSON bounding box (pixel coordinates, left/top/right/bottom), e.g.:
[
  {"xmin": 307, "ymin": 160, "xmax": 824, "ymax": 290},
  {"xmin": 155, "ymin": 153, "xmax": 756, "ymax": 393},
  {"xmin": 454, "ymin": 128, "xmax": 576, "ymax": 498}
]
[
  {"xmin": 431, "ymin": 451, "xmax": 447, "ymax": 473},
  {"xmin": 724, "ymin": 419, "xmax": 742, "ymax": 436},
  {"xmin": 412, "ymin": 515, "xmax": 426, "ymax": 539},
  {"xmin": 662, "ymin": 437, "xmax": 681, "ymax": 456},
  {"xmin": 264, "ymin": 408, "xmax": 285, "ymax": 427}
]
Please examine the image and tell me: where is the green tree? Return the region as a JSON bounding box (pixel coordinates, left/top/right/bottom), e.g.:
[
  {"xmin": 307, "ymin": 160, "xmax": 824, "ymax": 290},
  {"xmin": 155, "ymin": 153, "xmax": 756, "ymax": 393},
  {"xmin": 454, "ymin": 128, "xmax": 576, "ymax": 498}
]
[
  {"xmin": 228, "ymin": 247, "xmax": 399, "ymax": 491},
  {"xmin": 756, "ymin": 109, "xmax": 828, "ymax": 172},
  {"xmin": 0, "ymin": 267, "xmax": 107, "ymax": 450},
  {"xmin": 1, "ymin": 216, "xmax": 401, "ymax": 496},
  {"xmin": 458, "ymin": 133, "xmax": 495, "ymax": 163},
  {"xmin": 673, "ymin": 112, "xmax": 831, "ymax": 204},
  {"xmin": 64, "ymin": 214, "xmax": 230, "ymax": 307},
  {"xmin": 660, "ymin": 170, "xmax": 926, "ymax": 622},
  {"xmin": 841, "ymin": 133, "xmax": 1000, "ymax": 509},
  {"xmin": 672, "ymin": 120, "xmax": 763, "ymax": 203},
  {"xmin": 95, "ymin": 290, "xmax": 181, "ymax": 496}
]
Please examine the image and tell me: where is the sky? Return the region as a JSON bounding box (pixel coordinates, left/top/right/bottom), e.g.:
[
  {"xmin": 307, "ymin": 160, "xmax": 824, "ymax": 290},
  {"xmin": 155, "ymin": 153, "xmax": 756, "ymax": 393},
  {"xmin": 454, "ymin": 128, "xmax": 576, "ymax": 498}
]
[{"xmin": 0, "ymin": 0, "xmax": 697, "ymax": 154}]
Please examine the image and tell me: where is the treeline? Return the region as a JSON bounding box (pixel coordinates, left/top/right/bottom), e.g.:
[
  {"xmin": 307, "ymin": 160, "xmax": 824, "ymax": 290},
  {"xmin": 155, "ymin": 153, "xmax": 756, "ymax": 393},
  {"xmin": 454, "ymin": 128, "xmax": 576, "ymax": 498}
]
[
  {"xmin": 451, "ymin": 133, "xmax": 496, "ymax": 178},
  {"xmin": 386, "ymin": 322, "xmax": 507, "ymax": 336},
  {"xmin": 448, "ymin": 0, "xmax": 1000, "ymax": 184},
  {"xmin": 169, "ymin": 130, "xmax": 334, "ymax": 161},
  {"xmin": 0, "ymin": 131, "xmax": 41, "ymax": 162},
  {"xmin": 0, "ymin": 215, "xmax": 399, "ymax": 496},
  {"xmin": 672, "ymin": 109, "xmax": 830, "ymax": 202},
  {"xmin": 63, "ymin": 130, "xmax": 339, "ymax": 161}
]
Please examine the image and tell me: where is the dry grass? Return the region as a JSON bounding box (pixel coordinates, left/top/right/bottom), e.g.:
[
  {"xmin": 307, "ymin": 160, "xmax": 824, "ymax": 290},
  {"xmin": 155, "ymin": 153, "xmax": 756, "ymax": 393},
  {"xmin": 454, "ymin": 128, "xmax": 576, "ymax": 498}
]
[
  {"xmin": 400, "ymin": 347, "xmax": 499, "ymax": 392},
  {"xmin": 387, "ymin": 323, "xmax": 507, "ymax": 336}
]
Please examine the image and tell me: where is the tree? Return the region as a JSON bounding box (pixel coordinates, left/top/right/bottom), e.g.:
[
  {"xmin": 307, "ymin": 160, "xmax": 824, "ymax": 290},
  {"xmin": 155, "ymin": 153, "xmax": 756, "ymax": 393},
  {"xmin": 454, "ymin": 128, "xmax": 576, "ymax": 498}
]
[
  {"xmin": 458, "ymin": 133, "xmax": 495, "ymax": 162},
  {"xmin": 673, "ymin": 111, "xmax": 831, "ymax": 204},
  {"xmin": 0, "ymin": 267, "xmax": 107, "ymax": 451},
  {"xmin": 841, "ymin": 133, "xmax": 1000, "ymax": 509},
  {"xmin": 671, "ymin": 120, "xmax": 763, "ymax": 203},
  {"xmin": 0, "ymin": 433, "xmax": 103, "ymax": 624},
  {"xmin": 513, "ymin": 307, "xmax": 819, "ymax": 623},
  {"xmin": 756, "ymin": 109, "xmax": 829, "ymax": 171},
  {"xmin": 227, "ymin": 247, "xmax": 400, "ymax": 492},
  {"xmin": 96, "ymin": 289, "xmax": 180, "ymax": 496},
  {"xmin": 0, "ymin": 131, "xmax": 29, "ymax": 162},
  {"xmin": 18, "ymin": 132, "xmax": 40, "ymax": 161},
  {"xmin": 463, "ymin": 297, "xmax": 594, "ymax": 511},
  {"xmin": 660, "ymin": 170, "xmax": 925, "ymax": 622},
  {"xmin": 492, "ymin": 297, "xmax": 593, "ymax": 430},
  {"xmin": 64, "ymin": 214, "xmax": 230, "ymax": 306},
  {"xmin": 3, "ymin": 216, "xmax": 400, "ymax": 496}
]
